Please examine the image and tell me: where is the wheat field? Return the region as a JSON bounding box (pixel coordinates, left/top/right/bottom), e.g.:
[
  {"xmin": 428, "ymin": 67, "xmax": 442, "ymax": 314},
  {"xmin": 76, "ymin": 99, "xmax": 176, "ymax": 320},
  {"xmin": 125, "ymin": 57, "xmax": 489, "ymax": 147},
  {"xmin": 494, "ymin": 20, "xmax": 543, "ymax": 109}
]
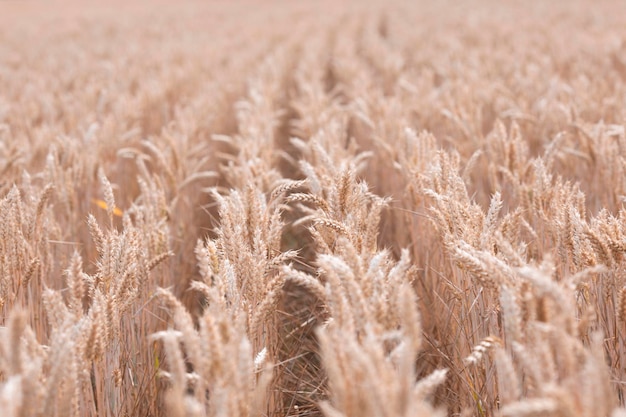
[{"xmin": 2, "ymin": 0, "xmax": 626, "ymax": 416}]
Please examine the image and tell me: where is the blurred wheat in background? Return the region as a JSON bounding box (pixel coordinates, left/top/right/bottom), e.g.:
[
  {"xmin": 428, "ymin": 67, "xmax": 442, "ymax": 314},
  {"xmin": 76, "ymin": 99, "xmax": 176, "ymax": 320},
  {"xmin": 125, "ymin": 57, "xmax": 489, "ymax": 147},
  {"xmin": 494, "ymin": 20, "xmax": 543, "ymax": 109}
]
[{"xmin": 2, "ymin": 0, "xmax": 626, "ymax": 416}]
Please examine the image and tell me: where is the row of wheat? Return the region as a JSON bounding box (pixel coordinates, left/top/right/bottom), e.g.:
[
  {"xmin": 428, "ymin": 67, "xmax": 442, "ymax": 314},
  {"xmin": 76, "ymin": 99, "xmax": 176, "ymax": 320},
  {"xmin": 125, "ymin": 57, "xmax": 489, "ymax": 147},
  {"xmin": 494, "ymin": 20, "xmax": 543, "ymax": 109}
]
[{"xmin": 2, "ymin": 1, "xmax": 626, "ymax": 416}]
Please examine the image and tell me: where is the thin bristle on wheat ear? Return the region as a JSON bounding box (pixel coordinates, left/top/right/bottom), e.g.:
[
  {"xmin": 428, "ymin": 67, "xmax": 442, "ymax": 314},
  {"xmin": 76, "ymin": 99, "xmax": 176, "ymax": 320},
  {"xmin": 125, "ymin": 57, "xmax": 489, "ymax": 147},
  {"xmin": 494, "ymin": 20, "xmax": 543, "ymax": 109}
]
[{"xmin": 618, "ymin": 287, "xmax": 626, "ymax": 323}]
